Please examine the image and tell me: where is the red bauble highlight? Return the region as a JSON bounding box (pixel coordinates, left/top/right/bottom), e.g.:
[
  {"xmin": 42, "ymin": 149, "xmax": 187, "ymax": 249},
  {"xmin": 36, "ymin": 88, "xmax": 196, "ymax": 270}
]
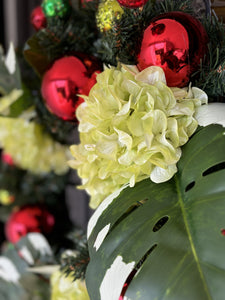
[
  {"xmin": 116, "ymin": 0, "xmax": 148, "ymax": 8},
  {"xmin": 138, "ymin": 12, "xmax": 208, "ymax": 87},
  {"xmin": 30, "ymin": 6, "xmax": 47, "ymax": 31},
  {"xmin": 41, "ymin": 56, "xmax": 99, "ymax": 121},
  {"xmin": 5, "ymin": 205, "xmax": 55, "ymax": 244}
]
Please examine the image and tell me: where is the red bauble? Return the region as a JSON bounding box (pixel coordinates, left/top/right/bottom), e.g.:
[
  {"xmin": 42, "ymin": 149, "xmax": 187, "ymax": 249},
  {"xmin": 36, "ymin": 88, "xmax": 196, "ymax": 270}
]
[
  {"xmin": 5, "ymin": 205, "xmax": 55, "ymax": 244},
  {"xmin": 1, "ymin": 152, "xmax": 14, "ymax": 166},
  {"xmin": 116, "ymin": 0, "xmax": 148, "ymax": 8},
  {"xmin": 41, "ymin": 55, "xmax": 101, "ymax": 121},
  {"xmin": 30, "ymin": 6, "xmax": 47, "ymax": 31},
  {"xmin": 138, "ymin": 12, "xmax": 208, "ymax": 87}
]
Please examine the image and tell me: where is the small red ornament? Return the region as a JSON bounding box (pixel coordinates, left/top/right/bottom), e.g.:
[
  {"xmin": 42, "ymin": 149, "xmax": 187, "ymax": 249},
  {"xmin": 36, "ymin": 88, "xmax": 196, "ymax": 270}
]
[
  {"xmin": 41, "ymin": 55, "xmax": 101, "ymax": 121},
  {"xmin": 1, "ymin": 152, "xmax": 14, "ymax": 166},
  {"xmin": 30, "ymin": 6, "xmax": 47, "ymax": 31},
  {"xmin": 116, "ymin": 0, "xmax": 148, "ymax": 8},
  {"xmin": 5, "ymin": 205, "xmax": 55, "ymax": 244},
  {"xmin": 138, "ymin": 12, "xmax": 208, "ymax": 87}
]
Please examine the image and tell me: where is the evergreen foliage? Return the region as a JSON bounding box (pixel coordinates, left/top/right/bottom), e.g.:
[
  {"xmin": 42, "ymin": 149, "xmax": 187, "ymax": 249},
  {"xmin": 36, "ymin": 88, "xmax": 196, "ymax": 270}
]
[
  {"xmin": 192, "ymin": 16, "xmax": 225, "ymax": 100},
  {"xmin": 61, "ymin": 231, "xmax": 89, "ymax": 281}
]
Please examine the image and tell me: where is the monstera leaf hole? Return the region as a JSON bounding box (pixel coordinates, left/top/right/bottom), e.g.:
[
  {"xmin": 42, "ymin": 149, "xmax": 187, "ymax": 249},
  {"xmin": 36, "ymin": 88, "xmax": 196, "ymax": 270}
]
[
  {"xmin": 185, "ymin": 161, "xmax": 225, "ymax": 193},
  {"xmin": 120, "ymin": 216, "xmax": 169, "ymax": 298},
  {"xmin": 152, "ymin": 216, "xmax": 169, "ymax": 232},
  {"xmin": 108, "ymin": 198, "xmax": 149, "ymax": 235},
  {"xmin": 185, "ymin": 181, "xmax": 195, "ymax": 192},
  {"xmin": 202, "ymin": 161, "xmax": 225, "ymax": 177},
  {"xmin": 120, "ymin": 244, "xmax": 158, "ymax": 300}
]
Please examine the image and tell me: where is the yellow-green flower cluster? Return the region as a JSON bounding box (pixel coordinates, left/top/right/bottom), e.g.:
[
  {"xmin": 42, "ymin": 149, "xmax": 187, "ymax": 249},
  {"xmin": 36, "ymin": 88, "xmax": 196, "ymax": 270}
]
[
  {"xmin": 51, "ymin": 271, "xmax": 90, "ymax": 300},
  {"xmin": 0, "ymin": 117, "xmax": 70, "ymax": 175},
  {"xmin": 69, "ymin": 65, "xmax": 207, "ymax": 208}
]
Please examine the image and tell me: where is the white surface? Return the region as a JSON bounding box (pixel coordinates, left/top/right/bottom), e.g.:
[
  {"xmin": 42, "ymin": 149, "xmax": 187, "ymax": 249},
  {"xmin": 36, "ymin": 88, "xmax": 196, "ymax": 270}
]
[
  {"xmin": 27, "ymin": 233, "xmax": 53, "ymax": 256},
  {"xmin": 94, "ymin": 224, "xmax": 110, "ymax": 251},
  {"xmin": 87, "ymin": 184, "xmax": 129, "ymax": 239},
  {"xmin": 5, "ymin": 42, "xmax": 16, "ymax": 74},
  {"xmin": 100, "ymin": 256, "xmax": 135, "ymax": 300},
  {"xmin": 195, "ymin": 103, "xmax": 225, "ymax": 127},
  {"xmin": 0, "ymin": 257, "xmax": 20, "ymax": 283}
]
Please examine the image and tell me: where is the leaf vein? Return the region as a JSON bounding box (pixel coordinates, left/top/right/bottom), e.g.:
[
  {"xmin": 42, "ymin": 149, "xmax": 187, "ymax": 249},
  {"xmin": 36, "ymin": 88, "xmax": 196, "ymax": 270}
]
[{"xmin": 175, "ymin": 175, "xmax": 212, "ymax": 300}]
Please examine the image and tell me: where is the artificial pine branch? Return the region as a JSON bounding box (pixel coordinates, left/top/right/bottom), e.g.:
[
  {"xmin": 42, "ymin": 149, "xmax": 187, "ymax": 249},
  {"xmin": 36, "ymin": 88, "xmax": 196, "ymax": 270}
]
[
  {"xmin": 155, "ymin": 0, "xmax": 193, "ymax": 15},
  {"xmin": 192, "ymin": 16, "xmax": 225, "ymax": 100},
  {"xmin": 60, "ymin": 231, "xmax": 90, "ymax": 281},
  {"xmin": 32, "ymin": 92, "xmax": 76, "ymax": 144}
]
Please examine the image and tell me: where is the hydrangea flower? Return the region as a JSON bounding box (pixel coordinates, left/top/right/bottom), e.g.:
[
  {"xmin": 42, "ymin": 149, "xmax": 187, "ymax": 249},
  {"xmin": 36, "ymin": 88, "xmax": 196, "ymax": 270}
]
[
  {"xmin": 51, "ymin": 271, "xmax": 90, "ymax": 300},
  {"xmin": 69, "ymin": 65, "xmax": 207, "ymax": 208},
  {"xmin": 0, "ymin": 117, "xmax": 70, "ymax": 174}
]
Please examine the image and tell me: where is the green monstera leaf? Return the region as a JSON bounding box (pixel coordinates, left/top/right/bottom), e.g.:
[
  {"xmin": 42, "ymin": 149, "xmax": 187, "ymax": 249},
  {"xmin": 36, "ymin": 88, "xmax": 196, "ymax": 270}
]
[{"xmin": 86, "ymin": 124, "xmax": 225, "ymax": 300}]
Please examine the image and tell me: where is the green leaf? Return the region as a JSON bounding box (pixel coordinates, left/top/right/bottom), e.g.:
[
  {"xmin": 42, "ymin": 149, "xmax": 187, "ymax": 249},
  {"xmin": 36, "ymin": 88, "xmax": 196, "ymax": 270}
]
[
  {"xmin": 8, "ymin": 84, "xmax": 34, "ymax": 117},
  {"xmin": 86, "ymin": 124, "xmax": 225, "ymax": 300},
  {"xmin": 0, "ymin": 233, "xmax": 53, "ymax": 300},
  {"xmin": 23, "ymin": 34, "xmax": 52, "ymax": 77}
]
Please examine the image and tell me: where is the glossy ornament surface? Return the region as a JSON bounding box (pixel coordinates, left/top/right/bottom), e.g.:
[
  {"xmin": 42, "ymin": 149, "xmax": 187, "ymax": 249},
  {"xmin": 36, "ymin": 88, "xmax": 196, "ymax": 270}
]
[
  {"xmin": 41, "ymin": 56, "xmax": 100, "ymax": 121},
  {"xmin": 116, "ymin": 0, "xmax": 148, "ymax": 8},
  {"xmin": 5, "ymin": 205, "xmax": 55, "ymax": 244},
  {"xmin": 138, "ymin": 12, "xmax": 208, "ymax": 87},
  {"xmin": 1, "ymin": 152, "xmax": 14, "ymax": 166},
  {"xmin": 42, "ymin": 0, "xmax": 71, "ymax": 18},
  {"xmin": 30, "ymin": 6, "xmax": 47, "ymax": 31},
  {"xmin": 96, "ymin": 0, "xmax": 124, "ymax": 32}
]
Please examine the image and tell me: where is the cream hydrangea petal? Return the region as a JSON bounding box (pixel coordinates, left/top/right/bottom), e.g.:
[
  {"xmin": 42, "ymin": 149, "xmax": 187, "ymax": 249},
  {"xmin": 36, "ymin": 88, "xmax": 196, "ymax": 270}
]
[
  {"xmin": 127, "ymin": 112, "xmax": 145, "ymax": 137},
  {"xmin": 152, "ymin": 110, "xmax": 167, "ymax": 135},
  {"xmin": 135, "ymin": 65, "xmax": 167, "ymax": 85},
  {"xmin": 118, "ymin": 149, "xmax": 135, "ymax": 165},
  {"xmin": 114, "ymin": 127, "xmax": 132, "ymax": 150},
  {"xmin": 150, "ymin": 164, "xmax": 178, "ymax": 183},
  {"xmin": 192, "ymin": 87, "xmax": 208, "ymax": 104}
]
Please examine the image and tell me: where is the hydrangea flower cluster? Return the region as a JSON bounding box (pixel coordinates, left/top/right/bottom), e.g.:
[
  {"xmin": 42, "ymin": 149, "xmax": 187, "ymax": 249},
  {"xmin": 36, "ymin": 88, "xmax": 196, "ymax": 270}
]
[
  {"xmin": 0, "ymin": 117, "xmax": 70, "ymax": 175},
  {"xmin": 69, "ymin": 65, "xmax": 207, "ymax": 208}
]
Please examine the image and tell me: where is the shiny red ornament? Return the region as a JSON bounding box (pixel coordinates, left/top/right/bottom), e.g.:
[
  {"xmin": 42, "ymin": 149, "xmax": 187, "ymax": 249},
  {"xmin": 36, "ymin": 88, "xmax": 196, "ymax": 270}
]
[
  {"xmin": 116, "ymin": 0, "xmax": 148, "ymax": 8},
  {"xmin": 138, "ymin": 12, "xmax": 208, "ymax": 87},
  {"xmin": 30, "ymin": 6, "xmax": 47, "ymax": 31},
  {"xmin": 1, "ymin": 152, "xmax": 14, "ymax": 166},
  {"xmin": 5, "ymin": 205, "xmax": 55, "ymax": 244},
  {"xmin": 41, "ymin": 55, "xmax": 101, "ymax": 121}
]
